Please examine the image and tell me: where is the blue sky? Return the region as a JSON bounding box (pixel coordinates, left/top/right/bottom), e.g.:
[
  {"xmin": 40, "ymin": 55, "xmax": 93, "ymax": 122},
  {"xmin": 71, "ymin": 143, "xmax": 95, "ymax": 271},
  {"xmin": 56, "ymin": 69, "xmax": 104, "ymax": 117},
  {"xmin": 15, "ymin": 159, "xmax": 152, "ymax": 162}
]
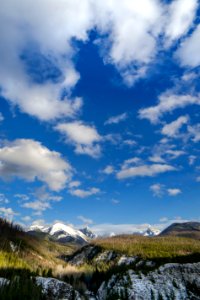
[{"xmin": 0, "ymin": 0, "xmax": 200, "ymax": 234}]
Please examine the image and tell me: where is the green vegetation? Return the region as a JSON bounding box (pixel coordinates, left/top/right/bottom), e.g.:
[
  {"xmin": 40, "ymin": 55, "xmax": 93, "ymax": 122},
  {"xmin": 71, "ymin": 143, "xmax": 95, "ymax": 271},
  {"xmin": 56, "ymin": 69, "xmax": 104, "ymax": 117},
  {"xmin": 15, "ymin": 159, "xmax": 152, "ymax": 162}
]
[
  {"xmin": 0, "ymin": 218, "xmax": 76, "ymax": 276},
  {"xmin": 93, "ymin": 235, "xmax": 200, "ymax": 263},
  {"xmin": 0, "ymin": 275, "xmax": 45, "ymax": 300},
  {"xmin": 1, "ymin": 218, "xmax": 200, "ymax": 298}
]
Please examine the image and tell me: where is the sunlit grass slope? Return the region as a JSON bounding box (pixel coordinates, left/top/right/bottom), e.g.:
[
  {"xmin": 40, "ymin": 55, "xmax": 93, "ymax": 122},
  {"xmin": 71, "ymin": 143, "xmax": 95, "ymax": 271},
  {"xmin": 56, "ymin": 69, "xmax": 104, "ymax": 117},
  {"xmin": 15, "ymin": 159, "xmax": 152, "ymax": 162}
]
[
  {"xmin": 93, "ymin": 235, "xmax": 200, "ymax": 262},
  {"xmin": 0, "ymin": 218, "xmax": 76, "ymax": 276}
]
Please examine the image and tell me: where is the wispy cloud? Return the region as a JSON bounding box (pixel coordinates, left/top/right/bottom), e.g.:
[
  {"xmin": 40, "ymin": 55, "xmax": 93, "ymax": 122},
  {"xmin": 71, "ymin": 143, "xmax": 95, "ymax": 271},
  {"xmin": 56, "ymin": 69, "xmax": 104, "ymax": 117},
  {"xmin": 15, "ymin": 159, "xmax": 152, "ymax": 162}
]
[
  {"xmin": 139, "ymin": 93, "xmax": 200, "ymax": 124},
  {"xmin": 77, "ymin": 215, "xmax": 93, "ymax": 225},
  {"xmin": 117, "ymin": 163, "xmax": 176, "ymax": 180},
  {"xmin": 105, "ymin": 113, "xmax": 128, "ymax": 125},
  {"xmin": 69, "ymin": 187, "xmax": 100, "ymax": 198}
]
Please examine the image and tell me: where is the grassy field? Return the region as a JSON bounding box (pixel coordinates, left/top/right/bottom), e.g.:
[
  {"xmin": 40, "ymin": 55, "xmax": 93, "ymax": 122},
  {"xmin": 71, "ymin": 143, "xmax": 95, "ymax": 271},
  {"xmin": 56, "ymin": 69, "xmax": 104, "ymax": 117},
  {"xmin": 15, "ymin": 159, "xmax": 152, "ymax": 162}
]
[{"xmin": 93, "ymin": 235, "xmax": 200, "ymax": 263}]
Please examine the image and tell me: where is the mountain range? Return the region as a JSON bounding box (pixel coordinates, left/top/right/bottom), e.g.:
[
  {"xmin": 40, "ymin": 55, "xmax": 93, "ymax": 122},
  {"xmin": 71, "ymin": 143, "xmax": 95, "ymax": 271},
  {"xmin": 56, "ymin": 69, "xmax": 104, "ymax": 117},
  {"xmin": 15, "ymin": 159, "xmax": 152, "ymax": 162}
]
[{"xmin": 28, "ymin": 222, "xmax": 161, "ymax": 245}]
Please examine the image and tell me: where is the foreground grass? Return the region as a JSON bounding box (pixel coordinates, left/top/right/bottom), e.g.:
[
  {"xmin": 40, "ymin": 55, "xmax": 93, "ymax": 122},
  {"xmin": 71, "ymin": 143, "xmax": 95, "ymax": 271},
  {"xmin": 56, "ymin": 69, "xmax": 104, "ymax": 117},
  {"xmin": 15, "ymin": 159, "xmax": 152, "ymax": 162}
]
[{"xmin": 93, "ymin": 235, "xmax": 200, "ymax": 262}]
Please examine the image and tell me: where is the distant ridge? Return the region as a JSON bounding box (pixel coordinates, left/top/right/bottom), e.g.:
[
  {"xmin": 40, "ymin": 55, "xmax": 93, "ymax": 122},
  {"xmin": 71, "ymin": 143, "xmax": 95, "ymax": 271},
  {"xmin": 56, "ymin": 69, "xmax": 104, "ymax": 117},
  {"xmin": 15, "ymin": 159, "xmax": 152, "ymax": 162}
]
[{"xmin": 160, "ymin": 222, "xmax": 200, "ymax": 239}]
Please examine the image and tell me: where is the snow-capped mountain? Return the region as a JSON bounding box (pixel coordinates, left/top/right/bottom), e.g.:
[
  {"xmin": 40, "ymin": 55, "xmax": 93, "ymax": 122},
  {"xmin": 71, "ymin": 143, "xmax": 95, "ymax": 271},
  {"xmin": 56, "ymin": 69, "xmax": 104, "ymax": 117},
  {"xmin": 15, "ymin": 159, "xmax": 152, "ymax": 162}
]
[
  {"xmin": 143, "ymin": 227, "xmax": 160, "ymax": 237},
  {"xmin": 29, "ymin": 224, "xmax": 49, "ymax": 233},
  {"xmin": 28, "ymin": 222, "xmax": 96, "ymax": 244},
  {"xmin": 79, "ymin": 226, "xmax": 97, "ymax": 239},
  {"xmin": 48, "ymin": 222, "xmax": 88, "ymax": 244}
]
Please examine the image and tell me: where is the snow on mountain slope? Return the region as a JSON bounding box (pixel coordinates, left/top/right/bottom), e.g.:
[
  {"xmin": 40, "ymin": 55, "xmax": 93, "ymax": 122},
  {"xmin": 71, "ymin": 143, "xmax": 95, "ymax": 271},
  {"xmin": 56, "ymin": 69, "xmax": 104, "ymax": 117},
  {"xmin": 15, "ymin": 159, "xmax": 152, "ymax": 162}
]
[
  {"xmin": 143, "ymin": 227, "xmax": 160, "ymax": 236},
  {"xmin": 29, "ymin": 224, "xmax": 49, "ymax": 233},
  {"xmin": 79, "ymin": 226, "xmax": 97, "ymax": 239},
  {"xmin": 49, "ymin": 222, "xmax": 87, "ymax": 241},
  {"xmin": 28, "ymin": 222, "xmax": 89, "ymax": 244}
]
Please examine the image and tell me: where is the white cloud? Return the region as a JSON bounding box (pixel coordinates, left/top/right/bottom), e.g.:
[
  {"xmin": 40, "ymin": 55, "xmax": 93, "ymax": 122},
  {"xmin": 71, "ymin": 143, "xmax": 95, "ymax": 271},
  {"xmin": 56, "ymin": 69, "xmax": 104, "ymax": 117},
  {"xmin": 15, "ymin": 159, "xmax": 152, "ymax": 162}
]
[
  {"xmin": 0, "ymin": 0, "xmax": 91, "ymax": 121},
  {"xmin": 121, "ymin": 157, "xmax": 142, "ymax": 168},
  {"xmin": 139, "ymin": 93, "xmax": 200, "ymax": 123},
  {"xmin": 166, "ymin": 149, "xmax": 186, "ymax": 160},
  {"xmin": 69, "ymin": 187, "xmax": 100, "ymax": 198},
  {"xmin": 104, "ymin": 113, "xmax": 128, "ymax": 125},
  {"xmin": 95, "ymin": 0, "xmax": 167, "ymax": 85},
  {"xmin": 123, "ymin": 139, "xmax": 137, "ymax": 147},
  {"xmin": 0, "ymin": 0, "xmax": 198, "ymax": 122},
  {"xmin": 68, "ymin": 181, "xmax": 81, "ymax": 188},
  {"xmin": 77, "ymin": 215, "xmax": 93, "ymax": 225},
  {"xmin": 164, "ymin": 0, "xmax": 197, "ymax": 45},
  {"xmin": 150, "ymin": 184, "xmax": 182, "ymax": 197},
  {"xmin": 196, "ymin": 176, "xmax": 200, "ymax": 182},
  {"xmin": 21, "ymin": 186, "xmax": 63, "ymax": 214},
  {"xmin": 188, "ymin": 124, "xmax": 200, "ymax": 142},
  {"xmin": 161, "ymin": 115, "xmax": 189, "ymax": 137},
  {"xmin": 150, "ymin": 183, "xmax": 164, "ymax": 197},
  {"xmin": 102, "ymin": 165, "xmax": 114, "ymax": 175},
  {"xmin": 0, "ymin": 207, "xmax": 18, "ymax": 219},
  {"xmin": 21, "ymin": 216, "xmax": 32, "ymax": 222},
  {"xmin": 22, "ymin": 200, "xmax": 51, "ymax": 212},
  {"xmin": 55, "ymin": 121, "xmax": 102, "ymax": 158},
  {"xmin": 90, "ymin": 222, "xmax": 163, "ymax": 236},
  {"xmin": 117, "ymin": 163, "xmax": 176, "ymax": 179},
  {"xmin": 149, "ymin": 155, "xmax": 166, "ymax": 163},
  {"xmin": 188, "ymin": 155, "xmax": 196, "ymax": 166},
  {"xmin": 167, "ymin": 188, "xmax": 182, "ymax": 196},
  {"xmin": 176, "ymin": 24, "xmax": 200, "ymax": 67},
  {"xmin": 0, "ymin": 139, "xmax": 72, "ymax": 191}
]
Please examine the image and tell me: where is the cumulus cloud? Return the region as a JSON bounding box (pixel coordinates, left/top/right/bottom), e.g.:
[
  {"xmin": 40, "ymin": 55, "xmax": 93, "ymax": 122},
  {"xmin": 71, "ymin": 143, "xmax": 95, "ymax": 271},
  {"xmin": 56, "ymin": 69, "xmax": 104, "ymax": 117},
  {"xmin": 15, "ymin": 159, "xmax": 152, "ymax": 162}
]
[
  {"xmin": 117, "ymin": 163, "xmax": 176, "ymax": 180},
  {"xmin": 161, "ymin": 115, "xmax": 189, "ymax": 137},
  {"xmin": 176, "ymin": 24, "xmax": 200, "ymax": 67},
  {"xmin": 139, "ymin": 93, "xmax": 200, "ymax": 123},
  {"xmin": 0, "ymin": 0, "xmax": 199, "ymax": 122},
  {"xmin": 167, "ymin": 188, "xmax": 182, "ymax": 196},
  {"xmin": 164, "ymin": 0, "xmax": 197, "ymax": 45},
  {"xmin": 0, "ymin": 0, "xmax": 90, "ymax": 121},
  {"xmin": 104, "ymin": 113, "xmax": 128, "ymax": 125},
  {"xmin": 0, "ymin": 139, "xmax": 72, "ymax": 191},
  {"xmin": 69, "ymin": 187, "xmax": 100, "ymax": 198},
  {"xmin": 55, "ymin": 121, "xmax": 102, "ymax": 158}
]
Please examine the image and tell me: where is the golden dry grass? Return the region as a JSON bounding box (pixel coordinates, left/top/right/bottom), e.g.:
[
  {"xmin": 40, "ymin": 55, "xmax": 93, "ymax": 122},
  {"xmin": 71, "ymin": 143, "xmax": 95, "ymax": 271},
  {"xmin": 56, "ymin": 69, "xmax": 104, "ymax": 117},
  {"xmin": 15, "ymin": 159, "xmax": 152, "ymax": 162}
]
[{"xmin": 93, "ymin": 235, "xmax": 200, "ymax": 260}]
